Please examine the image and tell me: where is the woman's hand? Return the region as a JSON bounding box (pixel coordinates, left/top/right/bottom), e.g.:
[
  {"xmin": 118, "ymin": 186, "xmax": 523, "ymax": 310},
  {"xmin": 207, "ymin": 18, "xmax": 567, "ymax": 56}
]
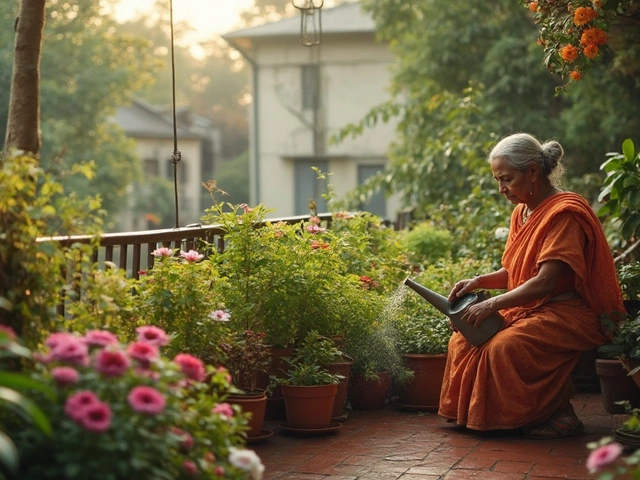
[
  {"xmin": 447, "ymin": 277, "xmax": 481, "ymax": 302},
  {"xmin": 461, "ymin": 297, "xmax": 498, "ymax": 327}
]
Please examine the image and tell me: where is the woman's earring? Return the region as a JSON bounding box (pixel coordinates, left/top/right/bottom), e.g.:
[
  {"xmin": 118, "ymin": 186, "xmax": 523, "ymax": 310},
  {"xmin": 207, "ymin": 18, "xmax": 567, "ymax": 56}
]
[{"xmin": 530, "ymin": 182, "xmax": 534, "ymax": 196}]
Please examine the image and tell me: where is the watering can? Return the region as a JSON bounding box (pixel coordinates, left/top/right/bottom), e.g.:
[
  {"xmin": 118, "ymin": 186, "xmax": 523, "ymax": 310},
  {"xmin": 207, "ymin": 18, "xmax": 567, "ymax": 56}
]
[{"xmin": 403, "ymin": 277, "xmax": 505, "ymax": 347}]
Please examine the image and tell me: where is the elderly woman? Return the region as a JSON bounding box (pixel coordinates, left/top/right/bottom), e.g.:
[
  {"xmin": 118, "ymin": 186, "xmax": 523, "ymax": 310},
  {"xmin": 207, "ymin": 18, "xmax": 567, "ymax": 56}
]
[{"xmin": 441, "ymin": 133, "xmax": 625, "ymax": 438}]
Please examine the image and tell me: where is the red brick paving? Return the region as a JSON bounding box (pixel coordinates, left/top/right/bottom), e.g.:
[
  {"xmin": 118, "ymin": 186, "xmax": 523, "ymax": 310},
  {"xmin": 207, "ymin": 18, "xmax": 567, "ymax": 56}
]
[{"xmin": 250, "ymin": 392, "xmax": 630, "ymax": 479}]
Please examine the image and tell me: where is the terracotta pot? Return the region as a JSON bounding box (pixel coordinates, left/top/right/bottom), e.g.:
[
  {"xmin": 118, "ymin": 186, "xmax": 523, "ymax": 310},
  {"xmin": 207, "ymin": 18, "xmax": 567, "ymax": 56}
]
[
  {"xmin": 281, "ymin": 383, "xmax": 338, "ymax": 429},
  {"xmin": 257, "ymin": 346, "xmax": 294, "ymax": 421},
  {"xmin": 348, "ymin": 371, "xmax": 391, "ymax": 411},
  {"xmin": 397, "ymin": 353, "xmax": 447, "ymax": 409},
  {"xmin": 227, "ymin": 389, "xmax": 267, "ymax": 438},
  {"xmin": 595, "ymin": 358, "xmax": 640, "ymax": 414},
  {"xmin": 327, "ymin": 356, "xmax": 353, "ymax": 418}
]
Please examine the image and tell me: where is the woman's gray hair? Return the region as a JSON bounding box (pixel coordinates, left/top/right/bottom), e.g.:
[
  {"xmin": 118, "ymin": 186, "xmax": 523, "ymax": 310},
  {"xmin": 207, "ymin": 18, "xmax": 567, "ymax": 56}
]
[{"xmin": 488, "ymin": 133, "xmax": 564, "ymax": 179}]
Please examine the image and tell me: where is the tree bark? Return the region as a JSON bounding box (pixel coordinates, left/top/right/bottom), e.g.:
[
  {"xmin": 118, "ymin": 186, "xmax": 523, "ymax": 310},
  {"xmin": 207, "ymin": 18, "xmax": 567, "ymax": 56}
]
[{"xmin": 3, "ymin": 0, "xmax": 46, "ymax": 159}]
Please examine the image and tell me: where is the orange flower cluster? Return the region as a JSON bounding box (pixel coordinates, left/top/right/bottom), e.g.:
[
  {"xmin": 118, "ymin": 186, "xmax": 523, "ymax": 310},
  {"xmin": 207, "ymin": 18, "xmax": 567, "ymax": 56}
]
[
  {"xmin": 580, "ymin": 27, "xmax": 607, "ymax": 58},
  {"xmin": 561, "ymin": 44, "xmax": 579, "ymax": 62},
  {"xmin": 529, "ymin": 1, "xmax": 538, "ymax": 12},
  {"xmin": 569, "ymin": 70, "xmax": 582, "ymax": 80},
  {"xmin": 573, "ymin": 6, "xmax": 598, "ymax": 26},
  {"xmin": 580, "ymin": 27, "xmax": 608, "ymax": 46}
]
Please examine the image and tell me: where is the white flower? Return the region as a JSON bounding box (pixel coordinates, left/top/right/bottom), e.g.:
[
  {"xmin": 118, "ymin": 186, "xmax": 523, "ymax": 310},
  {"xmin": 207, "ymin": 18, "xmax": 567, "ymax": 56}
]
[
  {"xmin": 228, "ymin": 447, "xmax": 264, "ymax": 479},
  {"xmin": 208, "ymin": 310, "xmax": 230, "ymax": 322},
  {"xmin": 494, "ymin": 227, "xmax": 509, "ymax": 240}
]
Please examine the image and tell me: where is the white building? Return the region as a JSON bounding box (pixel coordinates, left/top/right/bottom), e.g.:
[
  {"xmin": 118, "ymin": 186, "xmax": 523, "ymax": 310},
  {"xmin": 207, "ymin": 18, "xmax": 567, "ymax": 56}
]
[
  {"xmin": 223, "ymin": 1, "xmax": 400, "ymax": 220},
  {"xmin": 113, "ymin": 98, "xmax": 221, "ymax": 231}
]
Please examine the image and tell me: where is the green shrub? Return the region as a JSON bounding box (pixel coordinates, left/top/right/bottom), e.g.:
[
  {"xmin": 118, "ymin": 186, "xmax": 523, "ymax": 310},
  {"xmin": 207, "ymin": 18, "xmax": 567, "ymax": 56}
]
[{"xmin": 401, "ymin": 222, "xmax": 453, "ymax": 265}]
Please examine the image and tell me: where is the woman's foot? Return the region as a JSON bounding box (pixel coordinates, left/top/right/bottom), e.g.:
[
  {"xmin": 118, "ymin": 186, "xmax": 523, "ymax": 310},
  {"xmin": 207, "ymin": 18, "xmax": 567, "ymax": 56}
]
[{"xmin": 523, "ymin": 404, "xmax": 585, "ymax": 439}]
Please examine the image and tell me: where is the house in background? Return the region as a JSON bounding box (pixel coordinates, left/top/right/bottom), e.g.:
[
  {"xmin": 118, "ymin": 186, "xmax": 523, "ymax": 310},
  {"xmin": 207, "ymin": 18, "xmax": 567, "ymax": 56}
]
[
  {"xmin": 112, "ymin": 98, "xmax": 222, "ymax": 231},
  {"xmin": 223, "ymin": 1, "xmax": 401, "ymax": 220}
]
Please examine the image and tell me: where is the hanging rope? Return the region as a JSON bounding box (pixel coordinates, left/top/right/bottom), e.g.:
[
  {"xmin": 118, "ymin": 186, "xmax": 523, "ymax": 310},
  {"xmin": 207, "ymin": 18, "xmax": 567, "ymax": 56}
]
[{"xmin": 169, "ymin": 0, "xmax": 181, "ymax": 229}]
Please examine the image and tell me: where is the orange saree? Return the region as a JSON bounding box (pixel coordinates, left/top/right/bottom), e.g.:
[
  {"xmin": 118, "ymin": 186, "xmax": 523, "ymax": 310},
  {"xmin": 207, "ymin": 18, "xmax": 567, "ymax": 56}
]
[{"xmin": 438, "ymin": 192, "xmax": 624, "ymax": 430}]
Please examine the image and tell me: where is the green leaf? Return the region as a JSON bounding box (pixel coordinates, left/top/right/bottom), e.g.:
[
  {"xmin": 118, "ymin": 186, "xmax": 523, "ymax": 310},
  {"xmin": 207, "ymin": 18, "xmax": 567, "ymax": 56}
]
[
  {"xmin": 0, "ymin": 297, "xmax": 11, "ymax": 312},
  {"xmin": 600, "ymin": 157, "xmax": 623, "ymax": 172},
  {"xmin": 596, "ymin": 201, "xmax": 615, "ymax": 217},
  {"xmin": 0, "ymin": 373, "xmax": 55, "ymax": 398},
  {"xmin": 0, "ymin": 431, "xmax": 18, "ymax": 473},
  {"xmin": 621, "ymin": 213, "xmax": 640, "ymax": 240},
  {"xmin": 0, "ymin": 387, "xmax": 52, "ymax": 436},
  {"xmin": 622, "ymin": 138, "xmax": 635, "ymax": 162}
]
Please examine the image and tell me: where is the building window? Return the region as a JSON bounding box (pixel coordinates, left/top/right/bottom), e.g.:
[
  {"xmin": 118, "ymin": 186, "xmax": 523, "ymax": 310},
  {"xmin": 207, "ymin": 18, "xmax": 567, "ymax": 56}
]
[
  {"xmin": 294, "ymin": 160, "xmax": 328, "ymax": 215},
  {"xmin": 144, "ymin": 158, "xmax": 159, "ymax": 177},
  {"xmin": 301, "ymin": 65, "xmax": 319, "ymax": 110},
  {"xmin": 358, "ymin": 165, "xmax": 386, "ymax": 218}
]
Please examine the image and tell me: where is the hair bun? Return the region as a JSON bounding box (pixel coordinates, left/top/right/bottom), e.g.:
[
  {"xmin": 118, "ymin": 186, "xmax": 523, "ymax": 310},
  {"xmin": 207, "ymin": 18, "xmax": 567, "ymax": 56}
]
[{"xmin": 541, "ymin": 141, "xmax": 563, "ymax": 171}]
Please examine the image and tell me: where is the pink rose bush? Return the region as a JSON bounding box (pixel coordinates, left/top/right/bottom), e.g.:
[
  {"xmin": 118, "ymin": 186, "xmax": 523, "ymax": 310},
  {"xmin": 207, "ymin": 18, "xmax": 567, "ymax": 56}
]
[
  {"xmin": 11, "ymin": 327, "xmax": 263, "ymax": 480},
  {"xmin": 135, "ymin": 246, "xmax": 228, "ymax": 364}
]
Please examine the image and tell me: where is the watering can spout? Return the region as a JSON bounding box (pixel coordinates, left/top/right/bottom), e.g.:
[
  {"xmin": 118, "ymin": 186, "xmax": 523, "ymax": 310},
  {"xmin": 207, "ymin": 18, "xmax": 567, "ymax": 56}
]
[
  {"xmin": 403, "ymin": 277, "xmax": 450, "ymax": 316},
  {"xmin": 402, "ymin": 277, "xmax": 505, "ymax": 347}
]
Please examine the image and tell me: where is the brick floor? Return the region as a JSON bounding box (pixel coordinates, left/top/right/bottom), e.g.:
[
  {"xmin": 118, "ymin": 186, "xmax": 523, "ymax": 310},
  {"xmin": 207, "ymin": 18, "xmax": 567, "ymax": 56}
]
[{"xmin": 250, "ymin": 392, "xmax": 630, "ymax": 479}]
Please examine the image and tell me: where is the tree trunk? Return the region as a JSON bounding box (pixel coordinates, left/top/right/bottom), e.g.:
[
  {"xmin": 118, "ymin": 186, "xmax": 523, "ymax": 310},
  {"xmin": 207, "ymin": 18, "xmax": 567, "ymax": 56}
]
[{"xmin": 3, "ymin": 0, "xmax": 46, "ymax": 159}]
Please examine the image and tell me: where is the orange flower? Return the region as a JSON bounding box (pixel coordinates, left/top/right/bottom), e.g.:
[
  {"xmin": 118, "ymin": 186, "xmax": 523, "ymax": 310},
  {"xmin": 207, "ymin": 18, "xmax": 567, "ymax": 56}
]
[
  {"xmin": 583, "ymin": 43, "xmax": 599, "ymax": 58},
  {"xmin": 580, "ymin": 27, "xmax": 608, "ymax": 46},
  {"xmin": 574, "ymin": 7, "xmax": 598, "ymax": 26},
  {"xmin": 569, "ymin": 70, "xmax": 582, "ymax": 80},
  {"xmin": 593, "ymin": 0, "xmax": 602, "ymax": 8},
  {"xmin": 529, "ymin": 1, "xmax": 538, "ymax": 12},
  {"xmin": 561, "ymin": 44, "xmax": 579, "ymax": 62}
]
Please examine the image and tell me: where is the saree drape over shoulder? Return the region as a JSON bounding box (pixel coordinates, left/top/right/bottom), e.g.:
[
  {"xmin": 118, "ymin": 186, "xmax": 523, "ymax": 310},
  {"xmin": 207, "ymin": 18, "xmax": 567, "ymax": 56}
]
[{"xmin": 438, "ymin": 192, "xmax": 624, "ymax": 431}]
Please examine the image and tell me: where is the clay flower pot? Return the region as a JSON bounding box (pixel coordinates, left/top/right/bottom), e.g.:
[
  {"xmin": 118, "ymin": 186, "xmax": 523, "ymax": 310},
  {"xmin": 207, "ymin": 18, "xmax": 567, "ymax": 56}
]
[{"xmin": 281, "ymin": 383, "xmax": 338, "ymax": 429}]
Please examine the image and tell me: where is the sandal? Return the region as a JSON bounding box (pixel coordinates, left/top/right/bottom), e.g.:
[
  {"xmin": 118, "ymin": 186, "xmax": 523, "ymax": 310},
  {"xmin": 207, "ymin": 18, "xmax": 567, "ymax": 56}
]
[{"xmin": 523, "ymin": 413, "xmax": 585, "ymax": 439}]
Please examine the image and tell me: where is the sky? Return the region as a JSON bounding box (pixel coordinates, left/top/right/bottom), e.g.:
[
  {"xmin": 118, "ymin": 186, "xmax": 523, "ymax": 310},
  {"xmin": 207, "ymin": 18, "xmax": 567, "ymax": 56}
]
[{"xmin": 114, "ymin": 0, "xmax": 255, "ymax": 38}]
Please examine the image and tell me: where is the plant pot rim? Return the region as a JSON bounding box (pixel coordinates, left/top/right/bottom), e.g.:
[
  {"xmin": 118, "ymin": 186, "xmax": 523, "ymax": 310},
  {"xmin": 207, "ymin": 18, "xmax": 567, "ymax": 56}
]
[{"xmin": 228, "ymin": 388, "xmax": 267, "ymax": 398}]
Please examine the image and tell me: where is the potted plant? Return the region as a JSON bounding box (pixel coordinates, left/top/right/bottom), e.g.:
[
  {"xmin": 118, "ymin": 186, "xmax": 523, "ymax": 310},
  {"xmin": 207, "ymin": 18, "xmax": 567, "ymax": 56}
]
[
  {"xmin": 393, "ymin": 258, "xmax": 491, "ymax": 410},
  {"xmin": 133, "ymin": 246, "xmax": 229, "ymax": 365},
  {"xmin": 269, "ymin": 331, "xmax": 344, "ymax": 431},
  {"xmin": 613, "ymin": 400, "xmax": 640, "ymax": 451},
  {"xmin": 220, "ymin": 330, "xmax": 272, "ymax": 441}
]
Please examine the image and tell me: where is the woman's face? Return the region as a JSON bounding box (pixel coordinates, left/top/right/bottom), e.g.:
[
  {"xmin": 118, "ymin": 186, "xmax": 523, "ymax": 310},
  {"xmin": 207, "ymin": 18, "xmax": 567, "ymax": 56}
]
[{"xmin": 490, "ymin": 157, "xmax": 530, "ymax": 205}]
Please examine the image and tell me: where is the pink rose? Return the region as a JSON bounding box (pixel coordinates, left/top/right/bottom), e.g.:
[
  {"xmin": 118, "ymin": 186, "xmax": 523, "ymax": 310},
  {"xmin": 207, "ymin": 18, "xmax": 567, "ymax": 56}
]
[
  {"xmin": 50, "ymin": 337, "xmax": 89, "ymax": 366},
  {"xmin": 95, "ymin": 349, "xmax": 130, "ymax": 377},
  {"xmin": 180, "ymin": 250, "xmax": 204, "ymax": 263},
  {"xmin": 135, "ymin": 326, "xmax": 169, "ymax": 347},
  {"xmin": 64, "ymin": 391, "xmax": 100, "ymax": 421},
  {"xmin": 182, "ymin": 460, "xmax": 197, "ymax": 476},
  {"xmin": 174, "ymin": 353, "xmax": 206, "ymax": 382},
  {"xmin": 152, "ymin": 247, "xmax": 173, "ymax": 257},
  {"xmin": 84, "ymin": 330, "xmax": 118, "ymax": 348},
  {"xmin": 212, "ymin": 402, "xmax": 234, "ymax": 419},
  {"xmin": 77, "ymin": 401, "xmax": 112, "ymax": 433},
  {"xmin": 52, "ymin": 366, "xmax": 79, "ymax": 387},
  {"xmin": 127, "ymin": 341, "xmax": 160, "ymax": 368},
  {"xmin": 586, "ymin": 442, "xmax": 623, "ymax": 473},
  {"xmin": 128, "ymin": 386, "xmax": 166, "ymax": 415}
]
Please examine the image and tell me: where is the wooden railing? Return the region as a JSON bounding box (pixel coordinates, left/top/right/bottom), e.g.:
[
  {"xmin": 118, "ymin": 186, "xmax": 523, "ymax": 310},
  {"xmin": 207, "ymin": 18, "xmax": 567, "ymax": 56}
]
[{"xmin": 38, "ymin": 213, "xmax": 334, "ymax": 281}]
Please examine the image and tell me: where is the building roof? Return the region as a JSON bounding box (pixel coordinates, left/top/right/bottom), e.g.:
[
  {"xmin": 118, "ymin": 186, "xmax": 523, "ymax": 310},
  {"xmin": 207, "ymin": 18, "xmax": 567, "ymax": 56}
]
[
  {"xmin": 113, "ymin": 98, "xmax": 203, "ymax": 140},
  {"xmin": 222, "ymin": 1, "xmax": 374, "ymax": 41}
]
